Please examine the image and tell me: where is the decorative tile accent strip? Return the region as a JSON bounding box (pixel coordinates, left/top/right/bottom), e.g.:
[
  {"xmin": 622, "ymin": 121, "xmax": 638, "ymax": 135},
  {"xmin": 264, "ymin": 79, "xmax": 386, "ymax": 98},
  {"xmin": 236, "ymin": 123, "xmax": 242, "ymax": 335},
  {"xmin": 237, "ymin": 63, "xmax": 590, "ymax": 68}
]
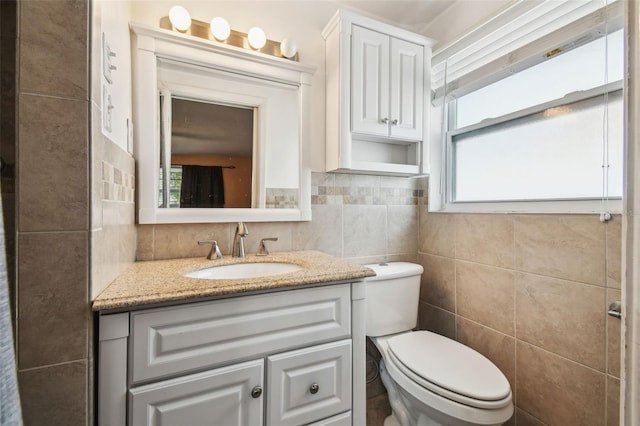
[
  {"xmin": 102, "ymin": 161, "xmax": 135, "ymax": 203},
  {"xmin": 265, "ymin": 188, "xmax": 298, "ymax": 208},
  {"xmin": 311, "ymin": 172, "xmax": 426, "ymax": 206}
]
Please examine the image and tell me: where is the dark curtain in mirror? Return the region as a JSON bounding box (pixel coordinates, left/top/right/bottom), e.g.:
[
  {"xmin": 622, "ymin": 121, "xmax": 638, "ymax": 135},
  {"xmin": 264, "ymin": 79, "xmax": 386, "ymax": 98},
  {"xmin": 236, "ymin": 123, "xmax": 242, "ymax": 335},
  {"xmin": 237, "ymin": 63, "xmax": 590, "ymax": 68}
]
[{"xmin": 180, "ymin": 165, "xmax": 225, "ymax": 208}]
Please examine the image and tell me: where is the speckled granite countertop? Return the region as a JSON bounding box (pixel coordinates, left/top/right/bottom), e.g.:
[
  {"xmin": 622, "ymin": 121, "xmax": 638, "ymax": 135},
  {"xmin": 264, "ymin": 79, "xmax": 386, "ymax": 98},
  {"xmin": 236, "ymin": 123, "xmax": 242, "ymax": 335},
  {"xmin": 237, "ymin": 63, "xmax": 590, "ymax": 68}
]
[{"xmin": 92, "ymin": 250, "xmax": 375, "ymax": 312}]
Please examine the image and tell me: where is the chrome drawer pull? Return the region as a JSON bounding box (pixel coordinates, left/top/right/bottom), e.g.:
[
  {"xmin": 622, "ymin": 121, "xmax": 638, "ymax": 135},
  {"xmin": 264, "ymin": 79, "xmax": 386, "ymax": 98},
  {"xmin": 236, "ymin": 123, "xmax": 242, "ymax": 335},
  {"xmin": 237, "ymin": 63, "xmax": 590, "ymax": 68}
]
[
  {"xmin": 251, "ymin": 386, "xmax": 263, "ymax": 398},
  {"xmin": 309, "ymin": 383, "xmax": 319, "ymax": 394}
]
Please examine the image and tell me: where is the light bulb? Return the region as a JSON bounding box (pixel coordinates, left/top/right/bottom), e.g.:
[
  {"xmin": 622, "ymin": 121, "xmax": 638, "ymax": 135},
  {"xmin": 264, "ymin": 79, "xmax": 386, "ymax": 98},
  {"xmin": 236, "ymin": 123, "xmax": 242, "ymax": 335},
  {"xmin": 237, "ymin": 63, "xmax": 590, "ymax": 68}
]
[
  {"xmin": 248, "ymin": 27, "xmax": 266, "ymax": 50},
  {"xmin": 280, "ymin": 38, "xmax": 297, "ymax": 58},
  {"xmin": 210, "ymin": 17, "xmax": 231, "ymax": 41},
  {"xmin": 169, "ymin": 6, "xmax": 191, "ymax": 32}
]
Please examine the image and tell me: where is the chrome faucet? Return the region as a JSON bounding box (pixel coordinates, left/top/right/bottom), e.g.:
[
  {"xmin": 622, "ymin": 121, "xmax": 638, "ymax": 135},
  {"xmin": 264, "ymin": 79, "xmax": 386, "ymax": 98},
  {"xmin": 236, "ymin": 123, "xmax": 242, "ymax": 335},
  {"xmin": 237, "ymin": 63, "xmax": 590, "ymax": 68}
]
[{"xmin": 232, "ymin": 222, "xmax": 249, "ymax": 257}]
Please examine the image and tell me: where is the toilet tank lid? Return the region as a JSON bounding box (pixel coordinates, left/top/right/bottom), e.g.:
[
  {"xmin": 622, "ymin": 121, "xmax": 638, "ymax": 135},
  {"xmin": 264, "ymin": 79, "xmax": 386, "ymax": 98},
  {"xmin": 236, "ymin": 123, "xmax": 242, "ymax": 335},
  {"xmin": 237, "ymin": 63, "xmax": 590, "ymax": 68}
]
[{"xmin": 364, "ymin": 262, "xmax": 424, "ymax": 282}]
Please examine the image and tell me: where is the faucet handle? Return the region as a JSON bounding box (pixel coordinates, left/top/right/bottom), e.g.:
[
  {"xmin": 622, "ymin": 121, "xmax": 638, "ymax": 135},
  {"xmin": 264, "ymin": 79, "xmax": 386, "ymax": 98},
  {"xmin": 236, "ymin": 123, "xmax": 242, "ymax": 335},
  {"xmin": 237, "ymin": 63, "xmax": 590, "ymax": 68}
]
[
  {"xmin": 256, "ymin": 237, "xmax": 278, "ymax": 256},
  {"xmin": 198, "ymin": 240, "xmax": 223, "ymax": 260}
]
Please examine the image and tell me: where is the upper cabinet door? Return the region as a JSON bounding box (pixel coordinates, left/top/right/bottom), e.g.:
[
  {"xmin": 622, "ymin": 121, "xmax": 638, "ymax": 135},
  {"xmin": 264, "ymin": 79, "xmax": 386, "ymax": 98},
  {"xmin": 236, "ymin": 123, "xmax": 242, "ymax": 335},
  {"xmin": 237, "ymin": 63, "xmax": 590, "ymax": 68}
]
[
  {"xmin": 390, "ymin": 38, "xmax": 423, "ymax": 140},
  {"xmin": 351, "ymin": 25, "xmax": 390, "ymax": 137}
]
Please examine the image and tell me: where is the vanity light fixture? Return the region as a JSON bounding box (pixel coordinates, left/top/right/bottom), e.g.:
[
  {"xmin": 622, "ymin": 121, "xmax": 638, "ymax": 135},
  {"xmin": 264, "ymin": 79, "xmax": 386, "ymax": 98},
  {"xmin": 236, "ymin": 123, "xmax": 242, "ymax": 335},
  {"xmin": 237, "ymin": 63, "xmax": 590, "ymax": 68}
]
[
  {"xmin": 210, "ymin": 16, "xmax": 231, "ymax": 41},
  {"xmin": 247, "ymin": 27, "xmax": 267, "ymax": 49},
  {"xmin": 160, "ymin": 10, "xmax": 299, "ymax": 61},
  {"xmin": 280, "ymin": 38, "xmax": 298, "ymax": 59},
  {"xmin": 168, "ymin": 5, "xmax": 192, "ymax": 32}
]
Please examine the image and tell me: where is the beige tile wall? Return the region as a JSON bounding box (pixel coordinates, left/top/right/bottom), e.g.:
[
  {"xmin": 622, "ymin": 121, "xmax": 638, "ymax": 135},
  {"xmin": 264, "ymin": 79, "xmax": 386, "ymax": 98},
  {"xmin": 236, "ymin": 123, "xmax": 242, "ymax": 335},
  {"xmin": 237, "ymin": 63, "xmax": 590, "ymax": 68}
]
[
  {"xmin": 418, "ymin": 209, "xmax": 622, "ymax": 425},
  {"xmin": 140, "ymin": 174, "xmax": 624, "ymax": 425},
  {"xmin": 90, "ymin": 0, "xmax": 136, "ymax": 300},
  {"xmin": 133, "ymin": 173, "xmax": 623, "ymax": 426},
  {"xmin": 137, "ymin": 172, "xmax": 424, "ymax": 265}
]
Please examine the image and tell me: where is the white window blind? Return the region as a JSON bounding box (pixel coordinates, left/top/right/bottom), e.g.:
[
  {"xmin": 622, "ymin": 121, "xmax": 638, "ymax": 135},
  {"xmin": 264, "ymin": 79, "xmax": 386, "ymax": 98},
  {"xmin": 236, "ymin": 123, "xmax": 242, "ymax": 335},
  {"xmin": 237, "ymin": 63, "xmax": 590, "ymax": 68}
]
[{"xmin": 432, "ymin": 0, "xmax": 622, "ymax": 101}]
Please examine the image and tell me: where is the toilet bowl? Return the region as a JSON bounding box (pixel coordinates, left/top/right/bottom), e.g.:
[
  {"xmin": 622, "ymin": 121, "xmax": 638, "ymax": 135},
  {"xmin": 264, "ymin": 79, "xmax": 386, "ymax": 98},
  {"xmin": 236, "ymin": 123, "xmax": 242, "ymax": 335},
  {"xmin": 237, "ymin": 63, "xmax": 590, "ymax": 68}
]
[{"xmin": 364, "ymin": 262, "xmax": 513, "ymax": 426}]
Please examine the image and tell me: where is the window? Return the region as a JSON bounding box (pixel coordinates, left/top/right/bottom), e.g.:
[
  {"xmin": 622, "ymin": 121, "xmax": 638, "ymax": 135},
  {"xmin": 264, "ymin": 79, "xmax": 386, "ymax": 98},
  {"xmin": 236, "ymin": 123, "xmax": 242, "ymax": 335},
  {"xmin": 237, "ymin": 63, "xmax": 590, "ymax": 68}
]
[{"xmin": 432, "ymin": 3, "xmax": 624, "ymax": 214}]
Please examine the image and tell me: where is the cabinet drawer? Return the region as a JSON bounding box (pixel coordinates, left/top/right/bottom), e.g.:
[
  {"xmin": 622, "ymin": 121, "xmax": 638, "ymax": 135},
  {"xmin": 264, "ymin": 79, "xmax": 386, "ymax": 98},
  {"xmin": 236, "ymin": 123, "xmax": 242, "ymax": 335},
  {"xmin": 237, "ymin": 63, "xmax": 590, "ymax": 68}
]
[
  {"xmin": 129, "ymin": 359, "xmax": 264, "ymax": 426},
  {"xmin": 267, "ymin": 339, "xmax": 352, "ymax": 426},
  {"xmin": 130, "ymin": 284, "xmax": 351, "ymax": 384}
]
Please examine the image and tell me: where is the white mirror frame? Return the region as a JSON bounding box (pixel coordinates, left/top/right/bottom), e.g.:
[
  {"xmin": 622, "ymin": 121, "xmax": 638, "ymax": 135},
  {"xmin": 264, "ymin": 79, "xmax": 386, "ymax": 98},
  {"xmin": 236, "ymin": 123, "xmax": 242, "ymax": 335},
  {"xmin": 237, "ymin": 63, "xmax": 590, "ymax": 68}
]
[{"xmin": 130, "ymin": 22, "xmax": 316, "ymax": 223}]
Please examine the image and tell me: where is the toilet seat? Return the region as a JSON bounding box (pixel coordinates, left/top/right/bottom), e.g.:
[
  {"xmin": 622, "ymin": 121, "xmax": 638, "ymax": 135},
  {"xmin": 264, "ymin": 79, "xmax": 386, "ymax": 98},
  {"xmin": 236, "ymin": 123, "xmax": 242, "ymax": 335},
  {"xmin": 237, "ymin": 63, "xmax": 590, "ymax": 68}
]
[{"xmin": 386, "ymin": 331, "xmax": 512, "ymax": 410}]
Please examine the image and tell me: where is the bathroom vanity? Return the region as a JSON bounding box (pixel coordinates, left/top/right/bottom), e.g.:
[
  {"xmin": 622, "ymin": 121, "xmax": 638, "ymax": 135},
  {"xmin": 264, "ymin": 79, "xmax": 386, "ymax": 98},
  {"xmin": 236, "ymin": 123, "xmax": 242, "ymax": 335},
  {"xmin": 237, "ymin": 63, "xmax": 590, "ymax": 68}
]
[{"xmin": 94, "ymin": 251, "xmax": 374, "ymax": 426}]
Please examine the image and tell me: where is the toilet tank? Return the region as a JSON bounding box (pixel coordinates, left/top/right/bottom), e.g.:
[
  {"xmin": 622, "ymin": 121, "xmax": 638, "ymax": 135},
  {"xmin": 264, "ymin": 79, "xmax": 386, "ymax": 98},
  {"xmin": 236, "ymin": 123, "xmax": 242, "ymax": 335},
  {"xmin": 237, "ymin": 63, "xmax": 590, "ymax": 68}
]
[{"xmin": 364, "ymin": 262, "xmax": 424, "ymax": 337}]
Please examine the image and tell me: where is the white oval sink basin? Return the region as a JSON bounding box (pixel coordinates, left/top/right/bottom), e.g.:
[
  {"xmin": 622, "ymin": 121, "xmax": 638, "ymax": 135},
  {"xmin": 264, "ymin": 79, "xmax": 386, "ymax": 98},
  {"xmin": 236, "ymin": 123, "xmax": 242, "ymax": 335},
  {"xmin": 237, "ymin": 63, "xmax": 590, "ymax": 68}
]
[{"xmin": 185, "ymin": 262, "xmax": 304, "ymax": 280}]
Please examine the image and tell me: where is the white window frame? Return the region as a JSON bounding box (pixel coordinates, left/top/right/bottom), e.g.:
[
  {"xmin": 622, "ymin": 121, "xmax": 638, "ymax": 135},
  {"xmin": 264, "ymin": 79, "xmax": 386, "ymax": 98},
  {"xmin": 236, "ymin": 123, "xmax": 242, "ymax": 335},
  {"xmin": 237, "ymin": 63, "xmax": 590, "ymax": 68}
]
[{"xmin": 428, "ymin": 0, "xmax": 624, "ymax": 214}]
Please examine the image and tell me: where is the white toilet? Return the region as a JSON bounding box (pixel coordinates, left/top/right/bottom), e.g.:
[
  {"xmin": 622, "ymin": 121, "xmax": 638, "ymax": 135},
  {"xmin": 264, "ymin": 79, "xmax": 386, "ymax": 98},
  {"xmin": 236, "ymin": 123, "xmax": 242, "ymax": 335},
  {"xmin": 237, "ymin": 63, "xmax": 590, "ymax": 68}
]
[{"xmin": 364, "ymin": 262, "xmax": 513, "ymax": 426}]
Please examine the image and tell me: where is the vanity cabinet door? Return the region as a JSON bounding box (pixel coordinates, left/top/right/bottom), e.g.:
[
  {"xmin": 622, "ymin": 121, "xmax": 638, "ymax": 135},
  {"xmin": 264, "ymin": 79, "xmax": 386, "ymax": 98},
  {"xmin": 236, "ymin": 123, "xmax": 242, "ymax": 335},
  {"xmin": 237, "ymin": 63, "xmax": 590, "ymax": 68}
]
[
  {"xmin": 129, "ymin": 359, "xmax": 264, "ymax": 426},
  {"xmin": 351, "ymin": 25, "xmax": 390, "ymax": 137},
  {"xmin": 267, "ymin": 339, "xmax": 352, "ymax": 426}
]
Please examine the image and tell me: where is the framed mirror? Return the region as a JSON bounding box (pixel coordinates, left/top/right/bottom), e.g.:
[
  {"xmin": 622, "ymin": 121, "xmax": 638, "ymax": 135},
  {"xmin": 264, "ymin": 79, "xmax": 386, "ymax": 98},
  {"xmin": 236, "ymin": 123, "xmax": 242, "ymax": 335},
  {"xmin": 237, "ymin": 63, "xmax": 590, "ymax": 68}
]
[{"xmin": 131, "ymin": 22, "xmax": 316, "ymax": 223}]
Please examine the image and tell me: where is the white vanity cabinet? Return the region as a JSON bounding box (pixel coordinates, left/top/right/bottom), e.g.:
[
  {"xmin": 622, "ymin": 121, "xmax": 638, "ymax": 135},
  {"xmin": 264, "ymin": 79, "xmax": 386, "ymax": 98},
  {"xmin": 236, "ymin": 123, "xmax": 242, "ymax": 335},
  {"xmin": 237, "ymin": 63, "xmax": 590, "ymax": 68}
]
[
  {"xmin": 323, "ymin": 10, "xmax": 434, "ymax": 176},
  {"xmin": 98, "ymin": 282, "xmax": 365, "ymax": 426}
]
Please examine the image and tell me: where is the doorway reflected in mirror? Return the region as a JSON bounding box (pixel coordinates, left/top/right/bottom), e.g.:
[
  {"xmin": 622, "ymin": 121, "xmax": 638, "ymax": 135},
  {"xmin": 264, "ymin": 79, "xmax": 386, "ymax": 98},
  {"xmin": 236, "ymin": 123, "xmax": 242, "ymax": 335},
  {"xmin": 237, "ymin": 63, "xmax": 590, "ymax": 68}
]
[{"xmin": 158, "ymin": 98, "xmax": 254, "ymax": 208}]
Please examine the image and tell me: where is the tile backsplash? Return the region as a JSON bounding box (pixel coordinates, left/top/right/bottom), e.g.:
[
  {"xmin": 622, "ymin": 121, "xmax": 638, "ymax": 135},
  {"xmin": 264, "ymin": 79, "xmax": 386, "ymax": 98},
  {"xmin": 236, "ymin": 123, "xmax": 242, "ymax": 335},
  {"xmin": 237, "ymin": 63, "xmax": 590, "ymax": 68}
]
[
  {"xmin": 312, "ymin": 173, "xmax": 424, "ymax": 206},
  {"xmin": 137, "ymin": 172, "xmax": 425, "ymax": 263},
  {"xmin": 265, "ymin": 187, "xmax": 298, "ymax": 208},
  {"xmin": 102, "ymin": 160, "xmax": 135, "ymax": 203}
]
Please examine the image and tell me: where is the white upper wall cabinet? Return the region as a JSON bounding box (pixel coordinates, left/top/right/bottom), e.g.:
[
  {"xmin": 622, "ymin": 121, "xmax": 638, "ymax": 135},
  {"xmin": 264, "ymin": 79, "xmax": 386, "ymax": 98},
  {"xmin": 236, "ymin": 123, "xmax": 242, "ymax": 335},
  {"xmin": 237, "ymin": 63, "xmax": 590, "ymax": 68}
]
[{"xmin": 323, "ymin": 10, "xmax": 433, "ymax": 176}]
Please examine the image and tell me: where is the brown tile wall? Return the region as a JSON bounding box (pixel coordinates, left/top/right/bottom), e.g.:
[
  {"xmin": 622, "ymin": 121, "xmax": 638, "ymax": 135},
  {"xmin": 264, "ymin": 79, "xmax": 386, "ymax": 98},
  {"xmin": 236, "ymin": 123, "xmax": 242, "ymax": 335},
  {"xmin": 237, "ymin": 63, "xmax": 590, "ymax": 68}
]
[
  {"xmin": 1, "ymin": 0, "xmax": 17, "ymax": 324},
  {"xmin": 418, "ymin": 209, "xmax": 622, "ymax": 425},
  {"xmin": 15, "ymin": 0, "xmax": 93, "ymax": 424}
]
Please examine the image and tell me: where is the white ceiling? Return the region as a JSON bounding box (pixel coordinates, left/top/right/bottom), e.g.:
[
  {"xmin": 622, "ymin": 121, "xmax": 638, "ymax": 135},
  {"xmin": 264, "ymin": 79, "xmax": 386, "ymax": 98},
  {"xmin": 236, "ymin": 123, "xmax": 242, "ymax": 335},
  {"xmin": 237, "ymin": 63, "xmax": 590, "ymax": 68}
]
[
  {"xmin": 330, "ymin": 0, "xmax": 515, "ymax": 49},
  {"xmin": 333, "ymin": 0, "xmax": 453, "ymax": 33}
]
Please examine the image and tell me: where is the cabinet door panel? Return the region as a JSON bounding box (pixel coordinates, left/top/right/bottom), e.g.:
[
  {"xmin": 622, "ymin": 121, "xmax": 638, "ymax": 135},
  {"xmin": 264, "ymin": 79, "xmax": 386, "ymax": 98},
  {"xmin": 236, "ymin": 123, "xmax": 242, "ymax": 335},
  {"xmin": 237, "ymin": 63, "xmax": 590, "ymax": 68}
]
[
  {"xmin": 351, "ymin": 25, "xmax": 389, "ymax": 137},
  {"xmin": 267, "ymin": 340, "xmax": 352, "ymax": 426},
  {"xmin": 129, "ymin": 359, "xmax": 264, "ymax": 426},
  {"xmin": 390, "ymin": 37, "xmax": 423, "ymax": 140}
]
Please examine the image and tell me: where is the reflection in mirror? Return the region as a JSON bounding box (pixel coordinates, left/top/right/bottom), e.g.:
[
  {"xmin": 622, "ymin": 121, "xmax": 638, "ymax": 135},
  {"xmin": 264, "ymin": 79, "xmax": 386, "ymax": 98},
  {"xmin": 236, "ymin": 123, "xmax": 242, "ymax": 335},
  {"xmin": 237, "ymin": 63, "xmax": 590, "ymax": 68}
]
[{"xmin": 158, "ymin": 97, "xmax": 255, "ymax": 209}]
